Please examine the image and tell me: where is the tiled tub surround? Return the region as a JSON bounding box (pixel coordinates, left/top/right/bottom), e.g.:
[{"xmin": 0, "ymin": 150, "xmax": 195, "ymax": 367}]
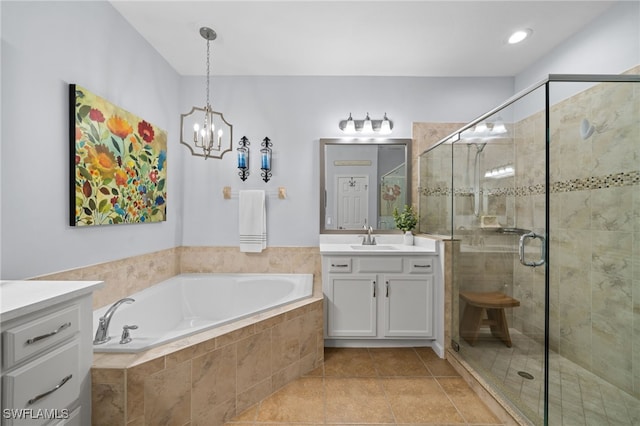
[
  {"xmin": 32, "ymin": 246, "xmax": 323, "ymax": 426},
  {"xmin": 34, "ymin": 246, "xmax": 322, "ymax": 310},
  {"xmin": 92, "ymin": 297, "xmax": 323, "ymax": 426}
]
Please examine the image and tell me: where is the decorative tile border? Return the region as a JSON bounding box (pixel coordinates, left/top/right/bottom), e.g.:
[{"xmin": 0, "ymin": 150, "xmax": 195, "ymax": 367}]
[
  {"xmin": 551, "ymin": 170, "xmax": 639, "ymax": 193},
  {"xmin": 420, "ymin": 170, "xmax": 639, "ymax": 198}
]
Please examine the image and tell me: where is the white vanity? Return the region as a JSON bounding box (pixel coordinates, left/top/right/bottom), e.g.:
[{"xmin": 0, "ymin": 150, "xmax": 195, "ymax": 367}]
[
  {"xmin": 0, "ymin": 280, "xmax": 103, "ymax": 426},
  {"xmin": 320, "ymin": 235, "xmax": 444, "ymax": 355}
]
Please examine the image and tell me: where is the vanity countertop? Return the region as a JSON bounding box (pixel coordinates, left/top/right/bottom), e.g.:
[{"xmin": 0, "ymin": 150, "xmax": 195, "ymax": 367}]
[
  {"xmin": 0, "ymin": 280, "xmax": 104, "ymax": 322},
  {"xmin": 319, "ymin": 234, "xmax": 438, "ymax": 255}
]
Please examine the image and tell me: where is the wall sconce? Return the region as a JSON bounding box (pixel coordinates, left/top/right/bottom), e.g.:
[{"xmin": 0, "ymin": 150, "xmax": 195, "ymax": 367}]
[
  {"xmin": 237, "ymin": 136, "xmax": 250, "ymax": 181},
  {"xmin": 338, "ymin": 112, "xmax": 393, "ymax": 135},
  {"xmin": 180, "ymin": 27, "xmax": 233, "ymax": 159},
  {"xmin": 260, "ymin": 137, "xmax": 273, "ymax": 183}
]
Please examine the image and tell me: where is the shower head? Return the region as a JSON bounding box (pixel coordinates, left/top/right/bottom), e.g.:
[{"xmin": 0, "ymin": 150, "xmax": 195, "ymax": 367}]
[{"xmin": 580, "ymin": 118, "xmax": 595, "ymax": 140}]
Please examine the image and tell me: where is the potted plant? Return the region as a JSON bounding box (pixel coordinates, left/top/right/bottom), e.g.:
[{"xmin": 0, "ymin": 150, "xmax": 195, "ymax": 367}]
[{"xmin": 393, "ymin": 204, "xmax": 418, "ymax": 245}]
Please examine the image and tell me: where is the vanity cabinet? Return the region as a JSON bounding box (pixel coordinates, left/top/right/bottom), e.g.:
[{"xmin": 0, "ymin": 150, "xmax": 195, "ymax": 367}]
[
  {"xmin": 383, "ymin": 274, "xmax": 433, "ymax": 337},
  {"xmin": 0, "ymin": 280, "xmax": 102, "ymax": 426},
  {"xmin": 326, "ymin": 274, "xmax": 377, "ymax": 337},
  {"xmin": 322, "ymin": 255, "xmax": 435, "ymax": 343}
]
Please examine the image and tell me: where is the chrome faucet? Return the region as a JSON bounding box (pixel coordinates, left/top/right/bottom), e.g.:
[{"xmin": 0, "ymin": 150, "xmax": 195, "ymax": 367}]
[
  {"xmin": 362, "ymin": 225, "xmax": 377, "ymax": 245},
  {"xmin": 93, "ymin": 298, "xmax": 135, "ymax": 345}
]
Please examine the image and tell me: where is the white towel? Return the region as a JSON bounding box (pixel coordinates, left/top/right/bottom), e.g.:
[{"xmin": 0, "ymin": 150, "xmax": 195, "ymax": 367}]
[{"xmin": 239, "ymin": 190, "xmax": 267, "ymax": 253}]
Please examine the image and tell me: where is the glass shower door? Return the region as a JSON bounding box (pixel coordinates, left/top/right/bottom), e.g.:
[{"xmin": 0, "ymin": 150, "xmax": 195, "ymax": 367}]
[
  {"xmin": 546, "ymin": 78, "xmax": 640, "ymax": 425},
  {"xmin": 452, "ymin": 85, "xmax": 549, "ymax": 424}
]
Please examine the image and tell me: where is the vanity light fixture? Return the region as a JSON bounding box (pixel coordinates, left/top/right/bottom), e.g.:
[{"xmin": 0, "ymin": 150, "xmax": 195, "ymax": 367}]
[
  {"xmin": 508, "ymin": 28, "xmax": 532, "ymax": 44},
  {"xmin": 338, "ymin": 113, "xmax": 394, "ymax": 134},
  {"xmin": 180, "ymin": 27, "xmax": 233, "ymax": 160},
  {"xmin": 461, "ymin": 118, "xmax": 509, "ymax": 139},
  {"xmin": 237, "ymin": 136, "xmax": 250, "ymax": 181},
  {"xmin": 260, "ymin": 137, "xmax": 273, "ymax": 183},
  {"xmin": 485, "ymin": 165, "xmax": 515, "ymax": 179}
]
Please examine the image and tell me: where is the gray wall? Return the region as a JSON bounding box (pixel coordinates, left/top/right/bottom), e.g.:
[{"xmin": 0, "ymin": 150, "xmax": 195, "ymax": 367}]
[
  {"xmin": 177, "ymin": 75, "xmax": 512, "ymax": 248},
  {"xmin": 1, "ymin": 1, "xmax": 182, "ymax": 278},
  {"xmin": 516, "ymin": 1, "xmax": 640, "ymax": 91}
]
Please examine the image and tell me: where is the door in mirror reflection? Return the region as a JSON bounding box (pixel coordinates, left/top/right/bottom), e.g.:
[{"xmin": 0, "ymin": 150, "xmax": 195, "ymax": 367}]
[{"xmin": 336, "ymin": 175, "xmax": 368, "ymax": 229}]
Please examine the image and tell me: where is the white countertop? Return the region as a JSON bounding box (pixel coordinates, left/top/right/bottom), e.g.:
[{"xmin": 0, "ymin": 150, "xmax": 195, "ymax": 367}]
[
  {"xmin": 319, "ymin": 234, "xmax": 438, "ymax": 255},
  {"xmin": 0, "ymin": 280, "xmax": 104, "ymax": 322}
]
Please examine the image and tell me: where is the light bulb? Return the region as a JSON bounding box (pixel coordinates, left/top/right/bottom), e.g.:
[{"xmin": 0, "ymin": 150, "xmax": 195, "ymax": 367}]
[
  {"xmin": 343, "ymin": 113, "xmax": 356, "ymax": 133},
  {"xmin": 362, "ymin": 113, "xmax": 373, "ymax": 133},
  {"xmin": 475, "ymin": 122, "xmax": 488, "ymax": 133},
  {"xmin": 380, "ymin": 113, "xmax": 392, "ymax": 134}
]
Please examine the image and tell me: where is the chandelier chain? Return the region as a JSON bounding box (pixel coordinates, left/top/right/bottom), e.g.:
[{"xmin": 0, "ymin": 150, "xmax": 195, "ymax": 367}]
[{"xmin": 206, "ymin": 38, "xmax": 211, "ymax": 108}]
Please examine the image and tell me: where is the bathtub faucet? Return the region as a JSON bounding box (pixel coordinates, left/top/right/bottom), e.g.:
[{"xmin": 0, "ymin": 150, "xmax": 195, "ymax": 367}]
[{"xmin": 93, "ymin": 298, "xmax": 135, "ymax": 345}]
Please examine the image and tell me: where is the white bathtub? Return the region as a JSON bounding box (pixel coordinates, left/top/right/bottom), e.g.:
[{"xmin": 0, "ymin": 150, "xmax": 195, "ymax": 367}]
[{"xmin": 92, "ymin": 273, "xmax": 313, "ymax": 353}]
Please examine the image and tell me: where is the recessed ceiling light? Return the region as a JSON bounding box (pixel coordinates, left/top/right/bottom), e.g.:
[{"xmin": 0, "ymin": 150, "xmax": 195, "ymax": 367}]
[{"xmin": 508, "ymin": 29, "xmax": 532, "ymax": 44}]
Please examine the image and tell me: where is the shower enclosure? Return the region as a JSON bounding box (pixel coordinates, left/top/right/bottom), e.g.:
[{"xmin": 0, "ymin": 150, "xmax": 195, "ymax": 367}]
[{"xmin": 419, "ymin": 74, "xmax": 639, "ymax": 425}]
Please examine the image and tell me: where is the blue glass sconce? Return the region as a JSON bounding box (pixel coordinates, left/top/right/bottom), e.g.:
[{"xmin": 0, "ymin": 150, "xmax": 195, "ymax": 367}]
[
  {"xmin": 260, "ymin": 137, "xmax": 272, "ymax": 183},
  {"xmin": 237, "ymin": 136, "xmax": 250, "ymax": 181}
]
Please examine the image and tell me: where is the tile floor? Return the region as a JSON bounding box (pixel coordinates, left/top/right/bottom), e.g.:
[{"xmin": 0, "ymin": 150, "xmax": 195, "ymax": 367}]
[
  {"xmin": 461, "ymin": 330, "xmax": 640, "ymax": 425},
  {"xmin": 226, "ymin": 347, "xmax": 503, "ymax": 425}
]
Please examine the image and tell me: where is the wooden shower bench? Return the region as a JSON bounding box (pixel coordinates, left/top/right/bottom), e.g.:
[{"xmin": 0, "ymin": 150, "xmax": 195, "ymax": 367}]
[{"xmin": 459, "ymin": 291, "xmax": 520, "ymax": 348}]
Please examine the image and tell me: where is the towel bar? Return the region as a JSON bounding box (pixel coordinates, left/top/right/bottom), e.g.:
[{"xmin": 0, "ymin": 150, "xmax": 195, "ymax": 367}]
[{"xmin": 222, "ymin": 186, "xmax": 286, "ymax": 200}]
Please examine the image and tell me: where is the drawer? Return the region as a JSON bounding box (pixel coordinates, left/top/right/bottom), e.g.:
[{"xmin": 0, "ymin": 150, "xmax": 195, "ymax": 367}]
[
  {"xmin": 408, "ymin": 258, "xmax": 434, "ymax": 274},
  {"xmin": 2, "ymin": 340, "xmax": 80, "ymax": 426},
  {"xmin": 2, "ymin": 305, "xmax": 79, "ymax": 369},
  {"xmin": 357, "ymin": 257, "xmax": 402, "ymax": 273},
  {"xmin": 328, "ymin": 258, "xmax": 352, "ymax": 273},
  {"xmin": 52, "ymin": 406, "xmax": 81, "ymax": 426}
]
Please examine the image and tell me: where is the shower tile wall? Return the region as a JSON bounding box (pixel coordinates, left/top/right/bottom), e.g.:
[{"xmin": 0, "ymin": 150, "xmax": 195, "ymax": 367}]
[
  {"xmin": 511, "ymin": 109, "xmax": 547, "ymax": 346},
  {"xmin": 414, "ymin": 121, "xmax": 464, "ymax": 226}
]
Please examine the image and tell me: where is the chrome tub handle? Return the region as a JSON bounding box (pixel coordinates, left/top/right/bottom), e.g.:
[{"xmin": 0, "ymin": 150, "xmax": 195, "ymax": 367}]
[
  {"xmin": 26, "ymin": 322, "xmax": 71, "ymax": 345},
  {"xmin": 519, "ymin": 231, "xmax": 546, "ymax": 267},
  {"xmin": 27, "ymin": 374, "xmax": 73, "ymax": 405}
]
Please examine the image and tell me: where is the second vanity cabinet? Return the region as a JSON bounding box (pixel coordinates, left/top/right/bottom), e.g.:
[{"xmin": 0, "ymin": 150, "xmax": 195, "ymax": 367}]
[
  {"xmin": 323, "ymin": 254, "xmax": 435, "ymax": 342},
  {"xmin": 0, "ymin": 280, "xmax": 103, "ymax": 426}
]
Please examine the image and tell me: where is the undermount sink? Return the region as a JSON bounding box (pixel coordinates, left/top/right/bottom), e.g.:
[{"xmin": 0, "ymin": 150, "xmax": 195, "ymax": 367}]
[{"xmin": 350, "ymin": 245, "xmax": 398, "ymax": 250}]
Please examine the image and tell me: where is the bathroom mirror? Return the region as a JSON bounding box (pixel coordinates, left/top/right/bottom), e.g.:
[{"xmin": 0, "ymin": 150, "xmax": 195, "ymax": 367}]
[{"xmin": 320, "ymin": 138, "xmax": 411, "ymax": 233}]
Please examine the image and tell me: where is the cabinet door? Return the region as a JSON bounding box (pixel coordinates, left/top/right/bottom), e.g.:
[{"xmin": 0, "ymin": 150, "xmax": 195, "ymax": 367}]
[
  {"xmin": 327, "ymin": 275, "xmax": 377, "ymax": 337},
  {"xmin": 383, "ymin": 275, "xmax": 433, "ymax": 337}
]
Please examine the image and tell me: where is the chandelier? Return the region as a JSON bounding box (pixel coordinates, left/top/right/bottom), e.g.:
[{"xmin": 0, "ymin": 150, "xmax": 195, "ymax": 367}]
[{"xmin": 180, "ymin": 27, "xmax": 233, "ymax": 159}]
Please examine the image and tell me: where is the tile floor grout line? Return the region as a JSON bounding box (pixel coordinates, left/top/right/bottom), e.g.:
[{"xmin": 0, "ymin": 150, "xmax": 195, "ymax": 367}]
[
  {"xmin": 376, "ymin": 348, "xmax": 400, "ymax": 425},
  {"xmin": 433, "ymin": 375, "xmax": 472, "ymax": 425},
  {"xmin": 322, "ymin": 366, "xmax": 327, "ymax": 425}
]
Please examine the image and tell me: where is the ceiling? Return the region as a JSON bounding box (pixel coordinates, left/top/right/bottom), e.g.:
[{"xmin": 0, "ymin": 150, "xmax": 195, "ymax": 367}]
[{"xmin": 110, "ymin": 0, "xmax": 617, "ymax": 77}]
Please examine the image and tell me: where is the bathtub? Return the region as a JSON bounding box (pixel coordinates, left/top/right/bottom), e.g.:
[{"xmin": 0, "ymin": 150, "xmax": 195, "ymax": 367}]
[{"xmin": 92, "ymin": 273, "xmax": 313, "ymax": 353}]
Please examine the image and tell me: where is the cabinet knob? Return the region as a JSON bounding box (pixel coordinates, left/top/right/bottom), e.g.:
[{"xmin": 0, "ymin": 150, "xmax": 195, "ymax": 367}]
[{"xmin": 372, "ymin": 280, "xmax": 376, "ymax": 298}]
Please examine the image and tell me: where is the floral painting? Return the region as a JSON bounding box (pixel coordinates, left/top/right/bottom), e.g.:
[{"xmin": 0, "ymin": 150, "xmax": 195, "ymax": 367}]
[
  {"xmin": 380, "ymin": 181, "xmax": 403, "ymax": 216},
  {"xmin": 70, "ymin": 84, "xmax": 167, "ymax": 226}
]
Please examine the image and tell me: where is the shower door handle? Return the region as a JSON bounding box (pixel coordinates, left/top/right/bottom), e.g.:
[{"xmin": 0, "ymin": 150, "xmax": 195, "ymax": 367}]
[{"xmin": 519, "ymin": 232, "xmax": 546, "ymax": 267}]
